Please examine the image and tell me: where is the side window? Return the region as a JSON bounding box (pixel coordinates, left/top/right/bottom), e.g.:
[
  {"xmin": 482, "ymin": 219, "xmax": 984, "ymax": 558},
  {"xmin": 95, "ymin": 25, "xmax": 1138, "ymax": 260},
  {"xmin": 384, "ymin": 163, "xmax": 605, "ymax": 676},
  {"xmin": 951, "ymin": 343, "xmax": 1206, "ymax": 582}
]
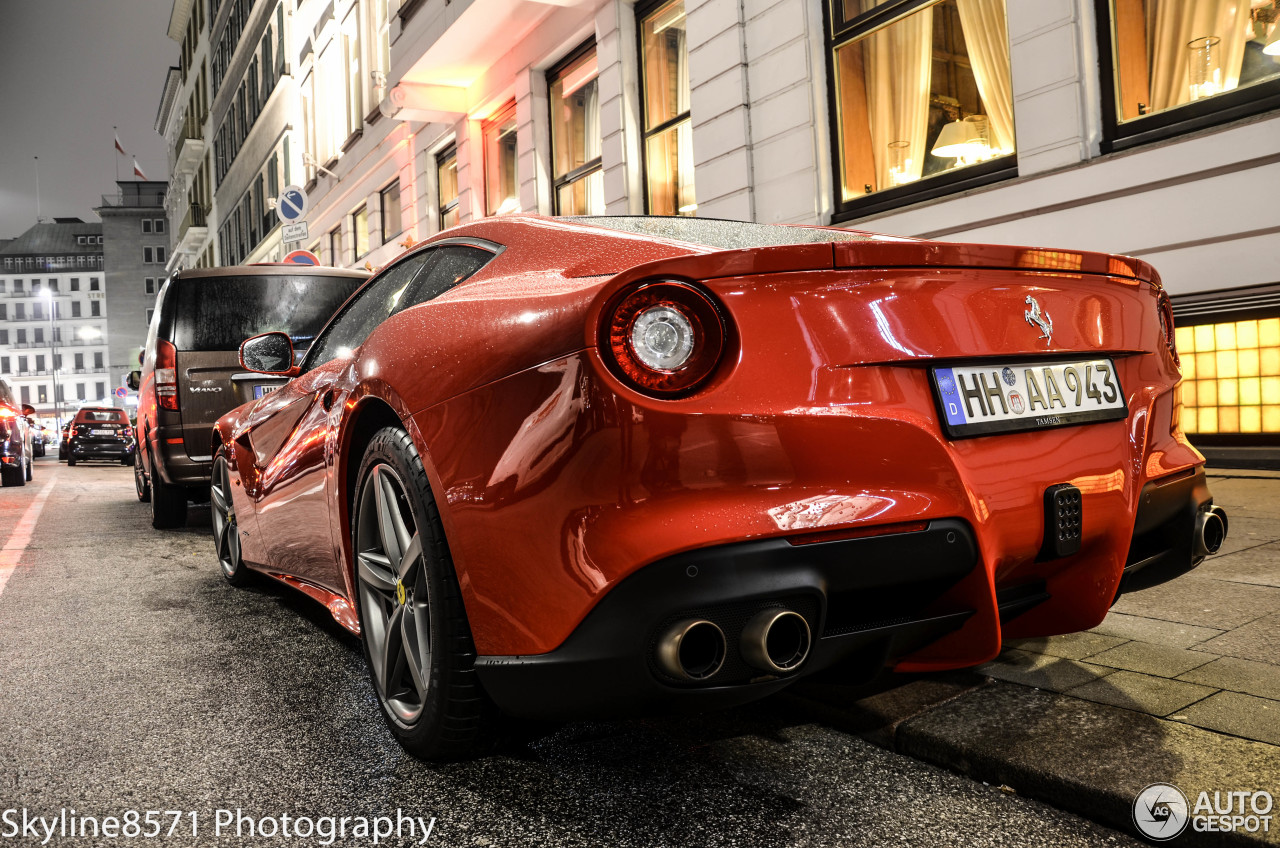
[
  {"xmin": 400, "ymin": 246, "xmax": 493, "ymax": 309},
  {"xmin": 303, "ymin": 252, "xmax": 435, "ymax": 370}
]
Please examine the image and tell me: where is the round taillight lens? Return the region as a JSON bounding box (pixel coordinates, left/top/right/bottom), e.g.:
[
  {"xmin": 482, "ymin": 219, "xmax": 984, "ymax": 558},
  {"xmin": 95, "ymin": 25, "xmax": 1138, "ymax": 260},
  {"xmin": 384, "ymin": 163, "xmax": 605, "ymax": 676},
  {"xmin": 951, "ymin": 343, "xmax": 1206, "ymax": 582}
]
[{"xmin": 604, "ymin": 282, "xmax": 726, "ymax": 396}]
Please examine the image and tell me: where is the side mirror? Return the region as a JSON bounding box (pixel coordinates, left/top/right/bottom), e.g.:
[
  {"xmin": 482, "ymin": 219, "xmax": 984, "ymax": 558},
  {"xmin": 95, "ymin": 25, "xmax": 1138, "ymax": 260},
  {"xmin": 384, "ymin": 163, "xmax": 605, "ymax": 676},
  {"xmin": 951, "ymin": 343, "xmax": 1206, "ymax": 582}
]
[
  {"xmin": 240, "ymin": 332, "xmax": 300, "ymax": 377},
  {"xmin": 21, "ymin": 405, "xmax": 35, "ymax": 417},
  {"xmin": 126, "ymin": 371, "xmax": 141, "ymax": 391}
]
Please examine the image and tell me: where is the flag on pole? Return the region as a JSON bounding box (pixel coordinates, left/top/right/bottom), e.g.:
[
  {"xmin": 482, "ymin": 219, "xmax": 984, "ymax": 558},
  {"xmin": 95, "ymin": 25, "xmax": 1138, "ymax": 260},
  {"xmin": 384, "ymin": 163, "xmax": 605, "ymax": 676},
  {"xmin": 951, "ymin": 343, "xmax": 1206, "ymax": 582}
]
[
  {"xmin": 132, "ymin": 158, "xmax": 147, "ymax": 180},
  {"xmin": 114, "ymin": 133, "xmax": 126, "ymax": 156}
]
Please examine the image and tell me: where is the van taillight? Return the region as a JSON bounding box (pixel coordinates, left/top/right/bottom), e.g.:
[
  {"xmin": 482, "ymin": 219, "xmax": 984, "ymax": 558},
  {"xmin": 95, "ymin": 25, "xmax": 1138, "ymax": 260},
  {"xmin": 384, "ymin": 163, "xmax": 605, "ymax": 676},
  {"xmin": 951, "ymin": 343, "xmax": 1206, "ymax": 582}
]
[{"xmin": 156, "ymin": 339, "xmax": 179, "ymax": 411}]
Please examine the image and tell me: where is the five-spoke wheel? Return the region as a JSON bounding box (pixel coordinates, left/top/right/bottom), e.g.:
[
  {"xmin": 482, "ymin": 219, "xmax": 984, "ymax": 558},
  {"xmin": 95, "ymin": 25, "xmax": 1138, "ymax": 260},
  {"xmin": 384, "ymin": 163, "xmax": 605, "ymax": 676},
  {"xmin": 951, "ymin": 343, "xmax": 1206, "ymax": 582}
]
[
  {"xmin": 355, "ymin": 462, "xmax": 432, "ymax": 725},
  {"xmin": 211, "ymin": 452, "xmax": 249, "ymax": 585},
  {"xmin": 134, "ymin": 452, "xmax": 151, "ymax": 502},
  {"xmin": 352, "ymin": 426, "xmax": 494, "ymax": 759}
]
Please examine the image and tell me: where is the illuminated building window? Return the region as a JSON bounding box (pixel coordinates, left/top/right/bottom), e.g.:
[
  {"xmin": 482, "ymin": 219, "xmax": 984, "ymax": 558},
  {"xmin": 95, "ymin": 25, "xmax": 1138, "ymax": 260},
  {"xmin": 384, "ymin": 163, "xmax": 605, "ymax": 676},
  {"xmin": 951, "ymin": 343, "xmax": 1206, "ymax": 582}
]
[
  {"xmin": 829, "ymin": 0, "xmax": 1016, "ymax": 216},
  {"xmin": 1104, "ymin": 0, "xmax": 1280, "ymax": 127},
  {"xmin": 437, "ymin": 146, "xmax": 459, "ymax": 230},
  {"xmin": 1176, "ymin": 317, "xmax": 1280, "ymax": 436},
  {"xmin": 351, "ymin": 205, "xmax": 369, "ymax": 262},
  {"xmin": 639, "ymin": 0, "xmax": 695, "ymax": 215},
  {"xmin": 483, "ymin": 101, "xmax": 520, "ymax": 216},
  {"xmin": 549, "ymin": 44, "xmax": 604, "ymax": 215},
  {"xmin": 381, "ymin": 181, "xmax": 402, "ymax": 242}
]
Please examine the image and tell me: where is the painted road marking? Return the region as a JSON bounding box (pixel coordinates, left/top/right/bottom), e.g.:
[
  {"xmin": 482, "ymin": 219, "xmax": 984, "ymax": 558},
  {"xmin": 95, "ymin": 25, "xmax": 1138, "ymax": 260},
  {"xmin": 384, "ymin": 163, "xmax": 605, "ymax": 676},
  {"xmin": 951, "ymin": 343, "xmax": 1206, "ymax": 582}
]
[{"xmin": 0, "ymin": 473, "xmax": 56, "ymax": 600}]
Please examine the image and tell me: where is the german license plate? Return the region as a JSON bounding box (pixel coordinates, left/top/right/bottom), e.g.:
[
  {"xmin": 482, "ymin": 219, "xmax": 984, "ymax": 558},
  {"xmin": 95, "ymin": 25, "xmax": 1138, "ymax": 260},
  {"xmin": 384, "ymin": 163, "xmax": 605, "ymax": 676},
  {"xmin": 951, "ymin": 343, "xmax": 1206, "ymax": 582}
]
[
  {"xmin": 932, "ymin": 358, "xmax": 1126, "ymax": 438},
  {"xmin": 253, "ymin": 384, "xmax": 279, "ymax": 399},
  {"xmin": 91, "ymin": 428, "xmax": 116, "ymax": 436}
]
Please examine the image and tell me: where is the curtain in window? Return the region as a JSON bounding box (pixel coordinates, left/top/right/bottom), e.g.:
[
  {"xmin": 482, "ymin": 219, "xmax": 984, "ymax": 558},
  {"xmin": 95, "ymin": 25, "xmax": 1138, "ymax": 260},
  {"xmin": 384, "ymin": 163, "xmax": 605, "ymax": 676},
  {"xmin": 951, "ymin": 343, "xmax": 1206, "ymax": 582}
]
[
  {"xmin": 955, "ymin": 0, "xmax": 1015, "ymax": 153},
  {"xmin": 1147, "ymin": 0, "xmax": 1249, "ymax": 111},
  {"xmin": 583, "ymin": 81, "xmax": 601, "ymax": 163},
  {"xmin": 861, "ymin": 3, "xmax": 933, "ymax": 187}
]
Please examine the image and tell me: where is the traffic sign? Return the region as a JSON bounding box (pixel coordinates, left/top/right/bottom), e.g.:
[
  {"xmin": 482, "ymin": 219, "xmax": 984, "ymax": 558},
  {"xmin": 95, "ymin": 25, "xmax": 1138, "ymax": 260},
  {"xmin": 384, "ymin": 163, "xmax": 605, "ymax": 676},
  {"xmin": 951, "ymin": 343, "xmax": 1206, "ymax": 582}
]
[
  {"xmin": 282, "ymin": 249, "xmax": 320, "ymax": 266},
  {"xmin": 115, "ymin": 387, "xmax": 127, "ymax": 399},
  {"xmin": 276, "ymin": 185, "xmax": 308, "ymax": 224},
  {"xmin": 282, "ymin": 221, "xmax": 309, "ymax": 243}
]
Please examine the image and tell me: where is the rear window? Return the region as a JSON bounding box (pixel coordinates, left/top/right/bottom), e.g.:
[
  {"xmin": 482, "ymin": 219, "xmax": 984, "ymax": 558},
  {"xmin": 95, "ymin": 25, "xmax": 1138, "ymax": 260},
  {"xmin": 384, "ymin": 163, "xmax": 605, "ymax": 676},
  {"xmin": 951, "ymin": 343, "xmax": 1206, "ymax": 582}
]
[
  {"xmin": 172, "ymin": 274, "xmax": 365, "ymax": 352},
  {"xmin": 75, "ymin": 409, "xmax": 127, "ymax": 423}
]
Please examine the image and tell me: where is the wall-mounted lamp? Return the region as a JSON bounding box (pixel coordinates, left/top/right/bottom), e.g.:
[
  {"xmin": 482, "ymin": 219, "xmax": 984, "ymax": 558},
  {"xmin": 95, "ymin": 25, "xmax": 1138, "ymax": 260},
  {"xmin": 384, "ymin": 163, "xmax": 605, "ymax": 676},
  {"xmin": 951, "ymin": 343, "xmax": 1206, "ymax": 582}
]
[{"xmin": 1265, "ymin": 25, "xmax": 1280, "ymax": 56}]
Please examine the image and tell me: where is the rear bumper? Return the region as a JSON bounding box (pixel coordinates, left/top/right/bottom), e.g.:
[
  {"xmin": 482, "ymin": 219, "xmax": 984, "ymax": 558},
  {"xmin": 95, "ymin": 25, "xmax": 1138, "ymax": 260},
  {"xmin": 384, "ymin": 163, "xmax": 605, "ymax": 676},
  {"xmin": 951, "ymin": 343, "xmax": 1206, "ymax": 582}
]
[
  {"xmin": 69, "ymin": 439, "xmax": 134, "ymax": 459},
  {"xmin": 474, "ymin": 469, "xmax": 1222, "ymax": 720},
  {"xmin": 474, "ymin": 520, "xmax": 979, "ymax": 720},
  {"xmin": 147, "ymin": 427, "xmax": 211, "ymax": 488}
]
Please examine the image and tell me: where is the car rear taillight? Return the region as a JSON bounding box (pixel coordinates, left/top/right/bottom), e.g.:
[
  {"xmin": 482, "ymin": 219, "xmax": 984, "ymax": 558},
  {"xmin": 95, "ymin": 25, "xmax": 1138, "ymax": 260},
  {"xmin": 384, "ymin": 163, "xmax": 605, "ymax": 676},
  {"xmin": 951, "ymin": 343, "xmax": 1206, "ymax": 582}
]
[
  {"xmin": 602, "ymin": 281, "xmax": 728, "ymax": 397},
  {"xmin": 155, "ymin": 339, "xmax": 179, "ymax": 411},
  {"xmin": 1157, "ymin": 291, "xmax": 1179, "ymax": 366},
  {"xmin": 0, "ymin": 406, "xmax": 16, "ymax": 420}
]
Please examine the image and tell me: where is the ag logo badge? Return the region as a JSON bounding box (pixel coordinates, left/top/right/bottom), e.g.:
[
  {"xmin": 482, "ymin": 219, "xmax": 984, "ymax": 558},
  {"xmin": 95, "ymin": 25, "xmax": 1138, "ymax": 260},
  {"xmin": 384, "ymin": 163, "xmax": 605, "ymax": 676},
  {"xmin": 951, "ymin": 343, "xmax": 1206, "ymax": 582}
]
[{"xmin": 1133, "ymin": 783, "xmax": 1190, "ymax": 841}]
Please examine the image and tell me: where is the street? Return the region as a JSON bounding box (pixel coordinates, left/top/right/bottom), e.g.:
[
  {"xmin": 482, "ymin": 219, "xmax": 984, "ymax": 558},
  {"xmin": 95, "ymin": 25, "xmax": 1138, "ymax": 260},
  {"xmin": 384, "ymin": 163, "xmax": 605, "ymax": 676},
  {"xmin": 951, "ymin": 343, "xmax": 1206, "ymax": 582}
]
[{"xmin": 0, "ymin": 458, "xmax": 1143, "ymax": 847}]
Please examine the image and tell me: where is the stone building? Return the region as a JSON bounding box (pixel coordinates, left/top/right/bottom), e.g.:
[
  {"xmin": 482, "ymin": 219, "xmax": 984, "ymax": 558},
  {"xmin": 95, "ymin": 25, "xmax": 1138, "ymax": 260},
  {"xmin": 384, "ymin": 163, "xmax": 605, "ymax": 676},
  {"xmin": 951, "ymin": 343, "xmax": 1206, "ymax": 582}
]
[
  {"xmin": 159, "ymin": 0, "xmax": 1280, "ymax": 461},
  {"xmin": 0, "ymin": 220, "xmax": 109, "ymax": 426},
  {"xmin": 96, "ymin": 180, "xmax": 172, "ymax": 406}
]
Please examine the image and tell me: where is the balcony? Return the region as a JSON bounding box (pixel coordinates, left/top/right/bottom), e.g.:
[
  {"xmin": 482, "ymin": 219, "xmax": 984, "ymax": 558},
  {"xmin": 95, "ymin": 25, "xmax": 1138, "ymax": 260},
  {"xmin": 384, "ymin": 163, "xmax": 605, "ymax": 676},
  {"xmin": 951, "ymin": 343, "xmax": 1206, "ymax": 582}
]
[
  {"xmin": 175, "ymin": 203, "xmax": 209, "ymax": 257},
  {"xmin": 174, "ymin": 114, "xmax": 206, "ymax": 178}
]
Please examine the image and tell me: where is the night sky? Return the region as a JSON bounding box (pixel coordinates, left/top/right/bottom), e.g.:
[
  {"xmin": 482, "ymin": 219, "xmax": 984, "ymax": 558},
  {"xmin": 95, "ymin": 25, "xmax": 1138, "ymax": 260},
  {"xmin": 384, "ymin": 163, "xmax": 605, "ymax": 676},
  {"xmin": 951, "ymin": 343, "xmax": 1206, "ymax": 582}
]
[{"xmin": 0, "ymin": 0, "xmax": 174, "ymax": 239}]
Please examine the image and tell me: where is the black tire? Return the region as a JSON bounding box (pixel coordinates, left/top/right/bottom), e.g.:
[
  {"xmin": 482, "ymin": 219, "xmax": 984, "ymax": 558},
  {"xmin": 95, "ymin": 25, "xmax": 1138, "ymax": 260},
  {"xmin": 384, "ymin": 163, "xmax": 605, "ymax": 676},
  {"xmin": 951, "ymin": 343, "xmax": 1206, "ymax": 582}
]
[
  {"xmin": 24, "ymin": 452, "xmax": 32, "ymax": 481},
  {"xmin": 149, "ymin": 457, "xmax": 188, "ymax": 529},
  {"xmin": 66, "ymin": 454, "xmax": 76, "ymax": 467},
  {"xmin": 211, "ymin": 451, "xmax": 251, "ymax": 586},
  {"xmin": 351, "ymin": 426, "xmax": 496, "ymax": 760},
  {"xmin": 0, "ymin": 460, "xmax": 22, "ymax": 487},
  {"xmin": 134, "ymin": 452, "xmax": 151, "ymax": 502}
]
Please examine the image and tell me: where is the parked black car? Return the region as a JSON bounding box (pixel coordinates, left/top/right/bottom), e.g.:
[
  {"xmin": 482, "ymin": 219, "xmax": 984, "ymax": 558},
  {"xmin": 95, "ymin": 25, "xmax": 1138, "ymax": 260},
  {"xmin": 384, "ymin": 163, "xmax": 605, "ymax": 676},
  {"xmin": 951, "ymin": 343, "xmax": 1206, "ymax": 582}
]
[
  {"xmin": 129, "ymin": 265, "xmax": 367, "ymax": 528},
  {"xmin": 58, "ymin": 422, "xmax": 70, "ymax": 461},
  {"xmin": 0, "ymin": 378, "xmax": 35, "ymax": 486},
  {"xmin": 65, "ymin": 407, "xmax": 135, "ymax": 466}
]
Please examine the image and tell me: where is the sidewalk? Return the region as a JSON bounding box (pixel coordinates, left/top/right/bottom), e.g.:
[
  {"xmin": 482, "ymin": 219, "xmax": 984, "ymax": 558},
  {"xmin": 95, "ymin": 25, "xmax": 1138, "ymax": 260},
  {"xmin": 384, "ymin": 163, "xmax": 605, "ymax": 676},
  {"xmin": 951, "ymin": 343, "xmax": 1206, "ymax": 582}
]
[
  {"xmin": 990, "ymin": 470, "xmax": 1280, "ymax": 747},
  {"xmin": 793, "ymin": 469, "xmax": 1280, "ymax": 846}
]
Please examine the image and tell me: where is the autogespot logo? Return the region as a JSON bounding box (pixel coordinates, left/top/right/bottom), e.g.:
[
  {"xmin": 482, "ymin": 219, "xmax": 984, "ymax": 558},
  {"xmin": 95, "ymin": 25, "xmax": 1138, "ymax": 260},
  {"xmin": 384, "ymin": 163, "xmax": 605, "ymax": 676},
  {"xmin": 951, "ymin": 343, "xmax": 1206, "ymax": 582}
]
[{"xmin": 1134, "ymin": 783, "xmax": 1190, "ymax": 841}]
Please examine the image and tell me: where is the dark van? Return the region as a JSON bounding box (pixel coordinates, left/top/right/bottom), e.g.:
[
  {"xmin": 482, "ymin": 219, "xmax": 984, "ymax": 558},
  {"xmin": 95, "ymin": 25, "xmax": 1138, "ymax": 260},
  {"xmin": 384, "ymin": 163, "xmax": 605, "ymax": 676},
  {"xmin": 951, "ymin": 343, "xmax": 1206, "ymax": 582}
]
[{"xmin": 130, "ymin": 265, "xmax": 367, "ymax": 528}]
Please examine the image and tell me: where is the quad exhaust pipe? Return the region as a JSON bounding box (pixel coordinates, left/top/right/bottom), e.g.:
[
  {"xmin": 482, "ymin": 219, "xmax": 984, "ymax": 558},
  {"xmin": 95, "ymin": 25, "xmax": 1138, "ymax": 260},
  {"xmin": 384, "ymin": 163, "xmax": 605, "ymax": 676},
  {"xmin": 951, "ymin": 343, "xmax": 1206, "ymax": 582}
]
[
  {"xmin": 656, "ymin": 619, "xmax": 727, "ymax": 681},
  {"xmin": 656, "ymin": 609, "xmax": 813, "ymax": 682},
  {"xmin": 741, "ymin": 609, "xmax": 811, "ymax": 674},
  {"xmin": 1194, "ymin": 506, "xmax": 1228, "ymax": 557}
]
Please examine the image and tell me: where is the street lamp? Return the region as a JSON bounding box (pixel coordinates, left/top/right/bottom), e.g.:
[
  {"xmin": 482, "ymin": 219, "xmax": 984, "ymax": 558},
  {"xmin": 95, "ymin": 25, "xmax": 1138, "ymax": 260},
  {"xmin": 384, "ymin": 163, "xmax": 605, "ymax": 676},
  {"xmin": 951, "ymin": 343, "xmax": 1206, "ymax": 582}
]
[{"xmin": 40, "ymin": 289, "xmax": 61, "ymax": 428}]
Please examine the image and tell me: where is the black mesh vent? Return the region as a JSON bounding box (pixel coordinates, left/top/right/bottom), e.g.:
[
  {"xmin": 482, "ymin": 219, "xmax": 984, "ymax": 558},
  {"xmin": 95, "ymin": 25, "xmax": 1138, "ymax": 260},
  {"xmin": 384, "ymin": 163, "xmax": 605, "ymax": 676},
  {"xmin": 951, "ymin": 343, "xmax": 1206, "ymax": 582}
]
[{"xmin": 1042, "ymin": 484, "xmax": 1083, "ymax": 559}]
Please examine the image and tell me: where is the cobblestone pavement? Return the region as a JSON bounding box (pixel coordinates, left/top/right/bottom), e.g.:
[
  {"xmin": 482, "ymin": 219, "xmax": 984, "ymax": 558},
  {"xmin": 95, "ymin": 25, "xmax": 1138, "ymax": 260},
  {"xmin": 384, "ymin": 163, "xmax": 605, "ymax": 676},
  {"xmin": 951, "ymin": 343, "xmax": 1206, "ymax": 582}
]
[{"xmin": 986, "ymin": 471, "xmax": 1280, "ymax": 747}]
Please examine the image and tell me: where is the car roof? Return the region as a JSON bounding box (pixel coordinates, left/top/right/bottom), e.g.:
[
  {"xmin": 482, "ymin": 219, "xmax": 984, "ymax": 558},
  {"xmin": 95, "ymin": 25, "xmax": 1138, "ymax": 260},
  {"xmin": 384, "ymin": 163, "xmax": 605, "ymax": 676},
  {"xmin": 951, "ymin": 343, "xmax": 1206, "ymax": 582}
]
[{"xmin": 560, "ymin": 215, "xmax": 874, "ymax": 250}]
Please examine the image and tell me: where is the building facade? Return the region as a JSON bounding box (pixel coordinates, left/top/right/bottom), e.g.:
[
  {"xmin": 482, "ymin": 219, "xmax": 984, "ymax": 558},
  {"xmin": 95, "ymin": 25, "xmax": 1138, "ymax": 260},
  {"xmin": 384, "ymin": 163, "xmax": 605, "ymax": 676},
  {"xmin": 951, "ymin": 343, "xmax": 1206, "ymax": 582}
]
[
  {"xmin": 95, "ymin": 180, "xmax": 172, "ymax": 405},
  {"xmin": 161, "ymin": 0, "xmax": 1280, "ymax": 461},
  {"xmin": 0, "ymin": 220, "xmax": 110, "ymax": 427}
]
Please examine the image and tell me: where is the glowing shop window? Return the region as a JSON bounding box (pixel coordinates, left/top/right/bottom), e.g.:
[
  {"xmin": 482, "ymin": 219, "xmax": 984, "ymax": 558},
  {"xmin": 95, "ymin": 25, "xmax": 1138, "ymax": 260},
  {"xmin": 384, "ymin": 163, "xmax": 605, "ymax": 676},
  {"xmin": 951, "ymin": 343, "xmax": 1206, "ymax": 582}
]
[{"xmin": 1178, "ymin": 318, "xmax": 1280, "ymax": 435}]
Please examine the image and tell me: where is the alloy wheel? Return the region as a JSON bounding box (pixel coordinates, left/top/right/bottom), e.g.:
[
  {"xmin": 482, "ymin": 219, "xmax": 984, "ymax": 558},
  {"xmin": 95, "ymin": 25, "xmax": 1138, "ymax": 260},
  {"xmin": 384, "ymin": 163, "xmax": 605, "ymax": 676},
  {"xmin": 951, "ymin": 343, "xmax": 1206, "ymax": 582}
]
[
  {"xmin": 210, "ymin": 457, "xmax": 241, "ymax": 578},
  {"xmin": 134, "ymin": 453, "xmax": 150, "ymax": 502},
  {"xmin": 355, "ymin": 463, "xmax": 431, "ymax": 726}
]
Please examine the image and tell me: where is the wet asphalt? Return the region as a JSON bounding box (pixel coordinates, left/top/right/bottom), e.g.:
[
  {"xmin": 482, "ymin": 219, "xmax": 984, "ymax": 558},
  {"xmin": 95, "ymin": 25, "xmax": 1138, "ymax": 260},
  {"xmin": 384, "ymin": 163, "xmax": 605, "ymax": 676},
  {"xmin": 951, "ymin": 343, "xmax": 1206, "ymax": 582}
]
[{"xmin": 0, "ymin": 458, "xmax": 1144, "ymax": 848}]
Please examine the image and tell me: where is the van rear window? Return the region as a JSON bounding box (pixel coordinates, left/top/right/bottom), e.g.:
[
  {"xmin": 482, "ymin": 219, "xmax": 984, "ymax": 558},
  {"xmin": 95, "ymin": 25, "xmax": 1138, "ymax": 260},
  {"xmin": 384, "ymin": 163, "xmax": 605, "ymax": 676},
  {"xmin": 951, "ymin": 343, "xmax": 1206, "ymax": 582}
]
[{"xmin": 172, "ymin": 275, "xmax": 364, "ymax": 352}]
